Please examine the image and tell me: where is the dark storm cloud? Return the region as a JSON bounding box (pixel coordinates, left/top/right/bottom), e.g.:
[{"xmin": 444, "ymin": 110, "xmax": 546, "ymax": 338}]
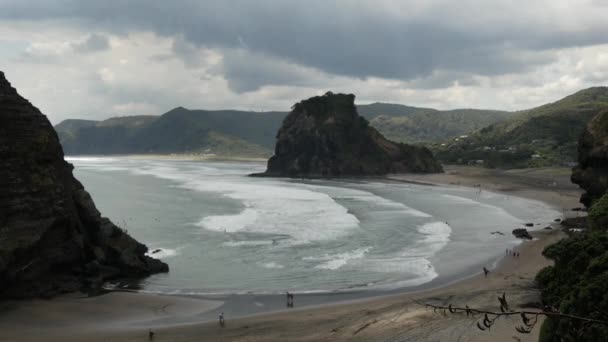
[{"xmin": 1, "ymin": 0, "xmax": 607, "ymax": 91}]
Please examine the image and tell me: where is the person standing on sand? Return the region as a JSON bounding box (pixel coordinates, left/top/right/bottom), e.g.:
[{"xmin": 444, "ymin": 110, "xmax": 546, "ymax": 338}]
[
  {"xmin": 483, "ymin": 267, "xmax": 490, "ymax": 277},
  {"xmin": 286, "ymin": 292, "xmax": 294, "ymax": 308},
  {"xmin": 219, "ymin": 312, "xmax": 225, "ymax": 327}
]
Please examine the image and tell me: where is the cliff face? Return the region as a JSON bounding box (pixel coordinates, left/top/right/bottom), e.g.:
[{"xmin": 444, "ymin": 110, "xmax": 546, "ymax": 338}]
[
  {"xmin": 571, "ymin": 109, "xmax": 608, "ymax": 207},
  {"xmin": 0, "ymin": 72, "xmax": 167, "ymax": 298},
  {"xmin": 255, "ymin": 92, "xmax": 443, "ymax": 177}
]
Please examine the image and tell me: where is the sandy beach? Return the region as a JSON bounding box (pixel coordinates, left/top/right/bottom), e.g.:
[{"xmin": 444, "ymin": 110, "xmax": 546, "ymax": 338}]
[{"xmin": 0, "ymin": 166, "xmax": 583, "ymax": 342}]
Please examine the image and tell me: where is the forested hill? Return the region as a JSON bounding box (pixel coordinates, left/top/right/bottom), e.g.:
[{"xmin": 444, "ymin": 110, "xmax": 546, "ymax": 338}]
[
  {"xmin": 55, "ymin": 108, "xmax": 286, "ymax": 157},
  {"xmin": 55, "ymin": 103, "xmax": 512, "ymax": 156},
  {"xmin": 357, "ymin": 103, "xmax": 512, "ymax": 143},
  {"xmin": 433, "ymin": 87, "xmax": 608, "ymax": 168}
]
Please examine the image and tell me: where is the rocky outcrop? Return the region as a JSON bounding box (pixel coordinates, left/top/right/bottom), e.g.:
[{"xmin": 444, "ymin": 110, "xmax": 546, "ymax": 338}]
[
  {"xmin": 253, "ymin": 92, "xmax": 443, "ymax": 178},
  {"xmin": 512, "ymin": 228, "xmax": 532, "ymax": 240},
  {"xmin": 571, "ymin": 109, "xmax": 608, "ymax": 207},
  {"xmin": 0, "ymin": 71, "xmax": 168, "ymax": 298}
]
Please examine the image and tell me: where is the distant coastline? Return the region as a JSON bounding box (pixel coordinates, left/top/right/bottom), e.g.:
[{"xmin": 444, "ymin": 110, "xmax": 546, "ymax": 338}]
[{"xmin": 65, "ymin": 153, "xmax": 269, "ymax": 163}]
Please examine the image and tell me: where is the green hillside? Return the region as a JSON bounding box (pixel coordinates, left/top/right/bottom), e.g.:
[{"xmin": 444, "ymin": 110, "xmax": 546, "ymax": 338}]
[
  {"xmin": 56, "ymin": 108, "xmax": 284, "ymax": 157},
  {"xmin": 54, "ymin": 119, "xmax": 97, "ymax": 139},
  {"xmin": 56, "ymin": 102, "xmax": 515, "ymax": 157},
  {"xmin": 357, "ymin": 103, "xmax": 511, "ymax": 143},
  {"xmin": 433, "ymin": 87, "xmax": 608, "ymax": 168},
  {"xmin": 56, "ymin": 88, "xmax": 607, "ymax": 161}
]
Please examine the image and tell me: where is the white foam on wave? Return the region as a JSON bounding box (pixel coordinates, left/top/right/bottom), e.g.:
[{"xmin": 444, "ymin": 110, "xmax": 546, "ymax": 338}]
[
  {"xmin": 146, "ymin": 247, "xmax": 180, "ymax": 259},
  {"xmin": 417, "ymin": 221, "xmax": 452, "ymax": 253},
  {"xmin": 302, "ymin": 183, "xmax": 432, "ymax": 218},
  {"xmin": 73, "ymin": 158, "xmax": 435, "ymax": 247},
  {"xmin": 303, "ymin": 246, "xmax": 372, "ymax": 270},
  {"xmin": 439, "ymin": 193, "xmax": 561, "ymax": 227},
  {"xmin": 74, "ymin": 158, "xmax": 361, "ymax": 244},
  {"xmin": 222, "ymin": 240, "xmax": 274, "ymax": 247},
  {"xmin": 360, "ymin": 222, "xmax": 450, "ymax": 285},
  {"xmin": 66, "ymin": 156, "xmax": 121, "ymax": 163},
  {"xmin": 192, "ymin": 180, "xmax": 361, "ymax": 244},
  {"xmin": 203, "ymin": 208, "xmax": 259, "ymax": 233},
  {"xmin": 440, "ymin": 194, "xmax": 522, "ymax": 221},
  {"xmin": 70, "ymin": 158, "xmax": 359, "ymax": 244}
]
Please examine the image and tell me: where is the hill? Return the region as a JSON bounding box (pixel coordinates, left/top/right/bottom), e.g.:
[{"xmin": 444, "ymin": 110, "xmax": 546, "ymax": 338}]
[
  {"xmin": 433, "ymin": 87, "xmax": 608, "ymax": 168},
  {"xmin": 358, "ymin": 103, "xmax": 512, "ymax": 143},
  {"xmin": 56, "ymin": 108, "xmax": 285, "ymax": 157},
  {"xmin": 253, "ymin": 92, "xmax": 443, "ymax": 177}
]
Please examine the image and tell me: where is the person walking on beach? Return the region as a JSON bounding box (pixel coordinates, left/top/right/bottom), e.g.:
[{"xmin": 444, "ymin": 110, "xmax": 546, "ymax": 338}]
[
  {"xmin": 219, "ymin": 312, "xmax": 225, "ymax": 327},
  {"xmin": 483, "ymin": 267, "xmax": 490, "ymax": 278},
  {"xmin": 286, "ymin": 291, "xmax": 294, "ymax": 308}
]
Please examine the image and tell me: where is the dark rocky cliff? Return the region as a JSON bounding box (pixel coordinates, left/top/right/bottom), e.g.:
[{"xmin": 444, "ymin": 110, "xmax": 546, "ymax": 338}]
[
  {"xmin": 0, "ymin": 71, "xmax": 167, "ymax": 298},
  {"xmin": 571, "ymin": 109, "xmax": 608, "ymax": 207},
  {"xmin": 254, "ymin": 92, "xmax": 443, "ymax": 177}
]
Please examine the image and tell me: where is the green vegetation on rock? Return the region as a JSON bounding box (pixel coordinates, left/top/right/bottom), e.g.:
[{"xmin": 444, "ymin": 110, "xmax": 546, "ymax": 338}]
[
  {"xmin": 536, "ymin": 203, "xmax": 608, "ymax": 341},
  {"xmin": 536, "ymin": 108, "xmax": 608, "ymax": 341},
  {"xmin": 589, "ymin": 194, "xmax": 608, "ymax": 230}
]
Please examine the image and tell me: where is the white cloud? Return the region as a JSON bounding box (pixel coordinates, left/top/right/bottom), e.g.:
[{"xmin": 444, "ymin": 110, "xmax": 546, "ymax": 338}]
[{"xmin": 0, "ymin": 3, "xmax": 607, "ymax": 125}]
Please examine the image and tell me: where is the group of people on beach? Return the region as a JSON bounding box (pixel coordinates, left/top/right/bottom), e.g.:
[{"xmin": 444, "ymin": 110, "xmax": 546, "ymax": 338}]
[
  {"xmin": 506, "ymin": 248, "xmax": 520, "ymax": 258},
  {"xmin": 482, "ymin": 248, "xmax": 522, "ymax": 278},
  {"xmin": 217, "ymin": 292, "xmax": 295, "ymax": 328}
]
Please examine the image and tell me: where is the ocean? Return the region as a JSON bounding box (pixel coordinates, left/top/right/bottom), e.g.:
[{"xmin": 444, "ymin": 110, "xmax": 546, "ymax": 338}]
[{"xmin": 69, "ymin": 157, "xmax": 560, "ymax": 296}]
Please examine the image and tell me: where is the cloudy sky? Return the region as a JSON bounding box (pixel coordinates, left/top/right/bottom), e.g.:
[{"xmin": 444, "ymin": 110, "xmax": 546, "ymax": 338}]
[{"xmin": 1, "ymin": 0, "xmax": 608, "ymax": 124}]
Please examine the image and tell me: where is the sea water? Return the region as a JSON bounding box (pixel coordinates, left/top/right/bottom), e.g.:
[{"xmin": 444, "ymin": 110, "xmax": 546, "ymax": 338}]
[{"xmin": 68, "ymin": 157, "xmax": 560, "ymax": 295}]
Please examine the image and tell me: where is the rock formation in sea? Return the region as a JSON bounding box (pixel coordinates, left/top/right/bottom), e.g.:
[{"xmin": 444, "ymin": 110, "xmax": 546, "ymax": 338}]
[
  {"xmin": 571, "ymin": 109, "xmax": 608, "ymax": 207},
  {"xmin": 0, "ymin": 71, "xmax": 168, "ymax": 298},
  {"xmin": 512, "ymin": 228, "xmax": 532, "ymax": 240},
  {"xmin": 253, "ymin": 92, "xmax": 443, "ymax": 177}
]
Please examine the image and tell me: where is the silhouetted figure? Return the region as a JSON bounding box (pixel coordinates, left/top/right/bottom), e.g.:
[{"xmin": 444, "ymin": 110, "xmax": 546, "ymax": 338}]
[
  {"xmin": 483, "ymin": 267, "xmax": 490, "ymax": 277},
  {"xmin": 506, "ymin": 248, "xmax": 508, "ymax": 255},
  {"xmin": 289, "ymin": 292, "xmax": 294, "ymax": 308},
  {"xmin": 517, "ymin": 252, "xmax": 520, "ymax": 258},
  {"xmin": 148, "ymin": 329, "xmax": 154, "ymax": 340},
  {"xmin": 286, "ymin": 291, "xmax": 294, "ymax": 308},
  {"xmin": 219, "ymin": 312, "xmax": 225, "ymax": 327}
]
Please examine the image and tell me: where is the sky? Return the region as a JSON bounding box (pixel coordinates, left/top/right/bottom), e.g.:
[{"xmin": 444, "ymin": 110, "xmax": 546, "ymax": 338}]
[{"xmin": 1, "ymin": 0, "xmax": 608, "ymax": 124}]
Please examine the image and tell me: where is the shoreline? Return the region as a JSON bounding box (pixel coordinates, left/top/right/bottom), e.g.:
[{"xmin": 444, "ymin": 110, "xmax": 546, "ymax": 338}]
[{"xmin": 0, "ymin": 165, "xmax": 583, "ymax": 341}]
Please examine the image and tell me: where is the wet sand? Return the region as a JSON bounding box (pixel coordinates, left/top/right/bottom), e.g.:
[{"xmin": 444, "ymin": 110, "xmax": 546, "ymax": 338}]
[{"xmin": 0, "ymin": 166, "xmax": 583, "ymax": 342}]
